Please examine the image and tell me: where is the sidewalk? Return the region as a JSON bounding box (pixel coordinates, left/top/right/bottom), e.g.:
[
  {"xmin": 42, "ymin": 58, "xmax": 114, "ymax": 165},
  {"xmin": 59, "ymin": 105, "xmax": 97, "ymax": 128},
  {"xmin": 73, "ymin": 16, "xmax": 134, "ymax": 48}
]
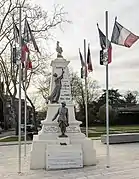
[{"xmin": 1, "ymin": 140, "xmax": 139, "ymax": 179}]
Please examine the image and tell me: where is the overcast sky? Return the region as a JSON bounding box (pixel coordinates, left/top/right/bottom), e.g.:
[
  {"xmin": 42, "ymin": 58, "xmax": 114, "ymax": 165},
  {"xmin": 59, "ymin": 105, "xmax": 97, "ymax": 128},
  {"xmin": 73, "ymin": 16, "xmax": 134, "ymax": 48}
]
[{"xmin": 32, "ymin": 0, "xmax": 139, "ymax": 92}]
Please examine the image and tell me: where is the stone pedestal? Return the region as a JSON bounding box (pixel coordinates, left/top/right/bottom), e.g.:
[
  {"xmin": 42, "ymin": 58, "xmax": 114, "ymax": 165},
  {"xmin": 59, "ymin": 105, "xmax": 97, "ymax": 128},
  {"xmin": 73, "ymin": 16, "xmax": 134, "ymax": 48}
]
[{"xmin": 30, "ymin": 57, "xmax": 96, "ymax": 170}]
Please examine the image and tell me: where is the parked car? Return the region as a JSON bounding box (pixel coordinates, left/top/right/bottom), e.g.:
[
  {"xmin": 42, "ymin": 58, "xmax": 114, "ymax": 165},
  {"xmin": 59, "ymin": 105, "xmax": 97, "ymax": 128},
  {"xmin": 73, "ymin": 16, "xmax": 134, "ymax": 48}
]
[{"xmin": 21, "ymin": 124, "xmax": 37, "ymax": 140}]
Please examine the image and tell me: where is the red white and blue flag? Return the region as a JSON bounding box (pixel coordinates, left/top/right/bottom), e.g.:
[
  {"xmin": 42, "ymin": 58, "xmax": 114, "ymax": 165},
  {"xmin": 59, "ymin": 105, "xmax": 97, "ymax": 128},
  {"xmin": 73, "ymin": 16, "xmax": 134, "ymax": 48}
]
[
  {"xmin": 111, "ymin": 19, "xmax": 139, "ymax": 48},
  {"xmin": 87, "ymin": 44, "xmax": 93, "ymax": 72},
  {"xmin": 97, "ymin": 24, "xmax": 112, "ymax": 65}
]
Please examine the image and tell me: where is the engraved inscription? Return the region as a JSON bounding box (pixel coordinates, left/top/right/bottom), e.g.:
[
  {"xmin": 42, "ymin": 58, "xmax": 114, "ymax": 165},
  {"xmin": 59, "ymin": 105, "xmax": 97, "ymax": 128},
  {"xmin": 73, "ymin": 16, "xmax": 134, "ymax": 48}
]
[
  {"xmin": 66, "ymin": 126, "xmax": 81, "ymax": 133},
  {"xmin": 43, "ymin": 126, "xmax": 59, "ymax": 133},
  {"xmin": 46, "ymin": 145, "xmax": 83, "ymax": 169}
]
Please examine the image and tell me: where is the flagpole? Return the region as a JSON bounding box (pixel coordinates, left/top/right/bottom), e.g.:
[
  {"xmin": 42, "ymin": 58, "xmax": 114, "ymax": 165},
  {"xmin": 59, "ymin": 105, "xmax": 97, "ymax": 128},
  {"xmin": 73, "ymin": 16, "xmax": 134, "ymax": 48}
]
[
  {"xmin": 84, "ymin": 39, "xmax": 88, "ymax": 137},
  {"xmin": 105, "ymin": 11, "xmax": 110, "ymax": 168},
  {"xmin": 24, "ymin": 64, "xmax": 27, "ymax": 157},
  {"xmin": 24, "ymin": 16, "xmax": 27, "ymax": 156},
  {"xmin": 18, "ymin": 5, "xmax": 22, "ymax": 173}
]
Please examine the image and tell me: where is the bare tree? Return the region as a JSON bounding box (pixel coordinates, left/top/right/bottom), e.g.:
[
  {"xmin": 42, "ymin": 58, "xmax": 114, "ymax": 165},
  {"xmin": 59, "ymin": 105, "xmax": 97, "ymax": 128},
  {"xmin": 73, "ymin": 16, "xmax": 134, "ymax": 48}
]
[
  {"xmin": 0, "ymin": 0, "xmax": 69, "ymax": 132},
  {"xmin": 36, "ymin": 74, "xmax": 51, "ymax": 100},
  {"xmin": 70, "ymin": 72, "xmax": 100, "ymax": 107}
]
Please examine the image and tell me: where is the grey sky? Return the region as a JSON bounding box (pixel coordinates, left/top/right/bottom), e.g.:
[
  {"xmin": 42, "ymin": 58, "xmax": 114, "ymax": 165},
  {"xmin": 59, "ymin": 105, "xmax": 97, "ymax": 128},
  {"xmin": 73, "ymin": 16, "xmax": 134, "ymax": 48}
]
[{"xmin": 33, "ymin": 0, "xmax": 139, "ymax": 91}]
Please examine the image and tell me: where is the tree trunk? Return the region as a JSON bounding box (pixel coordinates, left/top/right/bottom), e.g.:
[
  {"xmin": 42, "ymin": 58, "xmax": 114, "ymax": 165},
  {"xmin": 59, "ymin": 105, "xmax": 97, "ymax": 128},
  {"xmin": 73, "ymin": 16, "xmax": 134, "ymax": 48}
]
[
  {"xmin": 2, "ymin": 100, "xmax": 7, "ymax": 130},
  {"xmin": 26, "ymin": 94, "xmax": 38, "ymax": 132},
  {"xmin": 10, "ymin": 98, "xmax": 17, "ymax": 135}
]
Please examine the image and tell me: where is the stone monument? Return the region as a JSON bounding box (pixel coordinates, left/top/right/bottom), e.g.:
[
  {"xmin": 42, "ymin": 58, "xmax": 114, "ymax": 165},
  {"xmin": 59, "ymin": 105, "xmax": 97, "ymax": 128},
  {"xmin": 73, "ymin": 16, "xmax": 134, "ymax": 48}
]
[{"xmin": 30, "ymin": 41, "xmax": 96, "ymax": 170}]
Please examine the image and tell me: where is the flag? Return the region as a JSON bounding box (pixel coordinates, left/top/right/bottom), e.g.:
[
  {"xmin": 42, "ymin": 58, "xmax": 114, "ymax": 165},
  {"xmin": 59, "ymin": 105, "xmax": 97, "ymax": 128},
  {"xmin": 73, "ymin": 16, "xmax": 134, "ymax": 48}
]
[
  {"xmin": 79, "ymin": 49, "xmax": 87, "ymax": 78},
  {"xmin": 13, "ymin": 22, "xmax": 19, "ymax": 44},
  {"xmin": 26, "ymin": 56, "xmax": 32, "ymax": 70},
  {"xmin": 79, "ymin": 48, "xmax": 85, "ymax": 67},
  {"xmin": 87, "ymin": 44, "xmax": 93, "ymax": 72},
  {"xmin": 81, "ymin": 67, "xmax": 84, "ymax": 79},
  {"xmin": 21, "ymin": 44, "xmax": 29, "ymax": 63},
  {"xmin": 111, "ymin": 19, "xmax": 139, "ymax": 48},
  {"xmin": 22, "ymin": 18, "xmax": 33, "ymax": 69},
  {"xmin": 22, "ymin": 48, "xmax": 32, "ymax": 70},
  {"xmin": 24, "ymin": 18, "xmax": 40, "ymax": 53},
  {"xmin": 12, "ymin": 19, "xmax": 32, "ymax": 69},
  {"xmin": 13, "ymin": 22, "xmax": 27, "ymax": 65},
  {"xmin": 13, "ymin": 21, "xmax": 24, "ymax": 45},
  {"xmin": 28, "ymin": 60, "xmax": 32, "ymax": 69},
  {"xmin": 97, "ymin": 24, "xmax": 112, "ymax": 65},
  {"xmin": 13, "ymin": 22, "xmax": 20, "ymax": 64},
  {"xmin": 100, "ymin": 50, "xmax": 104, "ymax": 65},
  {"xmin": 23, "ymin": 17, "xmax": 31, "ymax": 43}
]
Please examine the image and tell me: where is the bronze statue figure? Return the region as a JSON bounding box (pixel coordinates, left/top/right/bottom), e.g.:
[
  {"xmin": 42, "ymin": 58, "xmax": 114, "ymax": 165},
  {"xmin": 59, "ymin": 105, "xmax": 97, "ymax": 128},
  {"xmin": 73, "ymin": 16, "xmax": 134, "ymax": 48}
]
[
  {"xmin": 52, "ymin": 102, "xmax": 69, "ymax": 137},
  {"xmin": 47, "ymin": 69, "xmax": 64, "ymax": 103},
  {"xmin": 56, "ymin": 41, "xmax": 63, "ymax": 58}
]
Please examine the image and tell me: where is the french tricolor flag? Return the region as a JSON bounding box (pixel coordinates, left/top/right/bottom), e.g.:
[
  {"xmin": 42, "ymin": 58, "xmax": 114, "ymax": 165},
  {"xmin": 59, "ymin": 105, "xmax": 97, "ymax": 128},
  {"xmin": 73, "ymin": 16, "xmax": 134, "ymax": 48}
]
[
  {"xmin": 111, "ymin": 19, "xmax": 139, "ymax": 48},
  {"xmin": 97, "ymin": 24, "xmax": 112, "ymax": 65}
]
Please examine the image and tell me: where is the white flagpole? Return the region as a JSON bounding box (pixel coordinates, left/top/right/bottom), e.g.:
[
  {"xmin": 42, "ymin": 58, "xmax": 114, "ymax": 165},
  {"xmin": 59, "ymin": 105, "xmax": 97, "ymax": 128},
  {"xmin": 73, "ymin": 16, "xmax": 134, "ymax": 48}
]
[
  {"xmin": 18, "ymin": 5, "xmax": 22, "ymax": 173},
  {"xmin": 84, "ymin": 39, "xmax": 88, "ymax": 137},
  {"xmin": 105, "ymin": 11, "xmax": 110, "ymax": 168},
  {"xmin": 24, "ymin": 63, "xmax": 27, "ymax": 157}
]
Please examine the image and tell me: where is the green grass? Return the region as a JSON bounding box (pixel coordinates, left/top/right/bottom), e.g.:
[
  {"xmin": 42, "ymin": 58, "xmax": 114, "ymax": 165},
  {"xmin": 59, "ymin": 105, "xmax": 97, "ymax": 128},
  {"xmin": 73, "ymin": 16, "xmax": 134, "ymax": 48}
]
[
  {"xmin": 88, "ymin": 131, "xmax": 119, "ymax": 138},
  {"xmin": 88, "ymin": 132, "xmax": 103, "ymax": 137},
  {"xmin": 82, "ymin": 125, "xmax": 139, "ymax": 138},
  {"xmin": 83, "ymin": 125, "xmax": 139, "ymax": 132},
  {"xmin": 0, "ymin": 136, "xmax": 31, "ymax": 142}
]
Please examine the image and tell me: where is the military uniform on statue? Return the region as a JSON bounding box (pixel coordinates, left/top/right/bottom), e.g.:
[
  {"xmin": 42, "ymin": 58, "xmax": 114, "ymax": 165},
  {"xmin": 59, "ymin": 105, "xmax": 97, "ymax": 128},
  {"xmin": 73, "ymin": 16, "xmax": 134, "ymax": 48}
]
[
  {"xmin": 30, "ymin": 41, "xmax": 96, "ymax": 170},
  {"xmin": 52, "ymin": 101, "xmax": 69, "ymax": 138}
]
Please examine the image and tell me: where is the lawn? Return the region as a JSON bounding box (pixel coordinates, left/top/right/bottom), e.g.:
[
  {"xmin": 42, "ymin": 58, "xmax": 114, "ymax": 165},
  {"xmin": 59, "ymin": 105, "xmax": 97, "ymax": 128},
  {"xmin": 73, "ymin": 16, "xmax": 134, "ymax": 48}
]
[
  {"xmin": 0, "ymin": 136, "xmax": 31, "ymax": 142},
  {"xmin": 84, "ymin": 125, "xmax": 139, "ymax": 131},
  {"xmin": 81, "ymin": 125, "xmax": 139, "ymax": 138}
]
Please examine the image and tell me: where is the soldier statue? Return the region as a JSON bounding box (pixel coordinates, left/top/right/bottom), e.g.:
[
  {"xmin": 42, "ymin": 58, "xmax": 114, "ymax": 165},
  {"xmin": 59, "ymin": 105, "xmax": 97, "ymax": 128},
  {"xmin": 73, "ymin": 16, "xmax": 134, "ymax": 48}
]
[{"xmin": 52, "ymin": 101, "xmax": 69, "ymax": 137}]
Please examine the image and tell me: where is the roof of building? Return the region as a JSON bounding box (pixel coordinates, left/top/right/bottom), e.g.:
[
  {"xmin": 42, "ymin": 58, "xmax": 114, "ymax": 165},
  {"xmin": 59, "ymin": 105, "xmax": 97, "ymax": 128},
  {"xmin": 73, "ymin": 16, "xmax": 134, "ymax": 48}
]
[{"xmin": 118, "ymin": 104, "xmax": 139, "ymax": 112}]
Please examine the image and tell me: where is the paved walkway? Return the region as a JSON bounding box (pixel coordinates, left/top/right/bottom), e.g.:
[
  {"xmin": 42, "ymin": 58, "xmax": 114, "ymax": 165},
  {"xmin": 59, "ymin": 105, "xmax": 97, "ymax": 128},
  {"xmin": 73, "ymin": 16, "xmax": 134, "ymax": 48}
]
[{"xmin": 0, "ymin": 140, "xmax": 139, "ymax": 178}]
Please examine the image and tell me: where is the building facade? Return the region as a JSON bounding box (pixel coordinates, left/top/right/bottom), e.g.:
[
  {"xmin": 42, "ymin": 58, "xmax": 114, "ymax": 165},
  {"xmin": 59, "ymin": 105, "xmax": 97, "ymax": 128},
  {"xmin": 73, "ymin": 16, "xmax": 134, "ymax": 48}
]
[{"xmin": 0, "ymin": 95, "xmax": 33, "ymax": 129}]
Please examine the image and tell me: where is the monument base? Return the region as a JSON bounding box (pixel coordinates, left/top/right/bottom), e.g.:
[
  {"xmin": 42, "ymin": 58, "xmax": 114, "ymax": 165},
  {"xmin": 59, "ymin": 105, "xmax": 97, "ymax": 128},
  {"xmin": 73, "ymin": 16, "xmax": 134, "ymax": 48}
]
[
  {"xmin": 30, "ymin": 104, "xmax": 96, "ymax": 170},
  {"xmin": 30, "ymin": 135, "xmax": 96, "ymax": 170}
]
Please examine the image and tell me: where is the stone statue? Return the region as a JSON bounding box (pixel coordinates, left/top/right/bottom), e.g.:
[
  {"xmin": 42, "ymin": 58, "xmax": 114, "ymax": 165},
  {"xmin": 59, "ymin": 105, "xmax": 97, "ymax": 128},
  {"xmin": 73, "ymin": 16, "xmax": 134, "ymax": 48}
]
[
  {"xmin": 47, "ymin": 69, "xmax": 64, "ymax": 103},
  {"xmin": 52, "ymin": 102, "xmax": 69, "ymax": 137},
  {"xmin": 56, "ymin": 41, "xmax": 63, "ymax": 58}
]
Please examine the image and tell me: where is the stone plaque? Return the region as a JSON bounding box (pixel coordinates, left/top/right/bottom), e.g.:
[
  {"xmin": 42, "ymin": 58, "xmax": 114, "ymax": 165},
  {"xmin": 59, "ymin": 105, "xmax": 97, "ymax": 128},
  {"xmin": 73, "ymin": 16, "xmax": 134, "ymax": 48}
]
[
  {"xmin": 43, "ymin": 126, "xmax": 59, "ymax": 133},
  {"xmin": 66, "ymin": 126, "xmax": 81, "ymax": 133},
  {"xmin": 46, "ymin": 145, "xmax": 83, "ymax": 170}
]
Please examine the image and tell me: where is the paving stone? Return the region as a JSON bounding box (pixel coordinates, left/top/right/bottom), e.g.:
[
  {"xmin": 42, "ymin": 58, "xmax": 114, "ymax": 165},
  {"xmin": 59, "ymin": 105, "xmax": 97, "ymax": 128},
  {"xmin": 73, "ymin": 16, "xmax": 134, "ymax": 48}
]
[{"xmin": 0, "ymin": 141, "xmax": 139, "ymax": 178}]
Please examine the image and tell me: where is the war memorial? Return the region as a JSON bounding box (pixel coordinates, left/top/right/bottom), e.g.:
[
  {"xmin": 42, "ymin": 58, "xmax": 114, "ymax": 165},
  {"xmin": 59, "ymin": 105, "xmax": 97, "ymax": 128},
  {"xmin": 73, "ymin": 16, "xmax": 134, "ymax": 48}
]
[{"xmin": 30, "ymin": 42, "xmax": 96, "ymax": 170}]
